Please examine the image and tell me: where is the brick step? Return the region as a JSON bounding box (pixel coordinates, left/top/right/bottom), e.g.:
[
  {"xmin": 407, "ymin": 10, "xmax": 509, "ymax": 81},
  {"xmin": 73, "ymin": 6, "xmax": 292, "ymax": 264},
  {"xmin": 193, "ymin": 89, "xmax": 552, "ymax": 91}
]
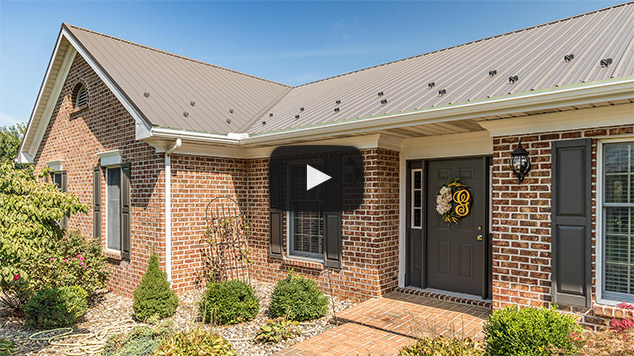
[
  {"xmin": 273, "ymin": 323, "xmax": 415, "ymax": 356},
  {"xmin": 395, "ymin": 287, "xmax": 493, "ymax": 309}
]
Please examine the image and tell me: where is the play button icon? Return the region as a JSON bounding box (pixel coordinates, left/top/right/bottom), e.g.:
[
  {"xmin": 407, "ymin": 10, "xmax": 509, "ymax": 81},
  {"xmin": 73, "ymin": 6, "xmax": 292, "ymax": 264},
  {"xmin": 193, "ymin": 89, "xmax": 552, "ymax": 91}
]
[
  {"xmin": 306, "ymin": 164, "xmax": 331, "ymax": 191},
  {"xmin": 269, "ymin": 145, "xmax": 364, "ymax": 212}
]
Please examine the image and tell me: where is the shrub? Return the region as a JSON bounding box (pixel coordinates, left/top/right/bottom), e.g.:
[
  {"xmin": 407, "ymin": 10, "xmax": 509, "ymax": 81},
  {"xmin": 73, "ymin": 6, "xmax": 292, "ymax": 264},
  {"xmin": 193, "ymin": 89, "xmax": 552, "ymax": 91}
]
[
  {"xmin": 270, "ymin": 274, "xmax": 328, "ymax": 321},
  {"xmin": 133, "ymin": 253, "xmax": 178, "ymax": 321},
  {"xmin": 103, "ymin": 324, "xmax": 171, "ymax": 356},
  {"xmin": 0, "ymin": 338, "xmax": 16, "ymax": 355},
  {"xmin": 255, "ymin": 318, "xmax": 301, "ymax": 344},
  {"xmin": 399, "ymin": 336, "xmax": 485, "ymax": 356},
  {"xmin": 0, "ymin": 162, "xmax": 88, "ymax": 294},
  {"xmin": 199, "ymin": 279, "xmax": 259, "ymax": 325},
  {"xmin": 483, "ymin": 305, "xmax": 584, "ymax": 356},
  {"xmin": 153, "ymin": 328, "xmax": 235, "ymax": 355},
  {"xmin": 24, "ymin": 285, "xmax": 88, "ymax": 329}
]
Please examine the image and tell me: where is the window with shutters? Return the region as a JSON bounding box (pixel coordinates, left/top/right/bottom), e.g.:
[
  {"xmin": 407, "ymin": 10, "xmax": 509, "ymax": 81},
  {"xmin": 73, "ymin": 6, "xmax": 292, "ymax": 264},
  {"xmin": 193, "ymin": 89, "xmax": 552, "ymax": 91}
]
[
  {"xmin": 51, "ymin": 172, "xmax": 65, "ymax": 192},
  {"xmin": 602, "ymin": 141, "xmax": 634, "ymax": 301},
  {"xmin": 288, "ymin": 163, "xmax": 324, "ymax": 259},
  {"xmin": 106, "ymin": 167, "xmax": 122, "ymax": 251}
]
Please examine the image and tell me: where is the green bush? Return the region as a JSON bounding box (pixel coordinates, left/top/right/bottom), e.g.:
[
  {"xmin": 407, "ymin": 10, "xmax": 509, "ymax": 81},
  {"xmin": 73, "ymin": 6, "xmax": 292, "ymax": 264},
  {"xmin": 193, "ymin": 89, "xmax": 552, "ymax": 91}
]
[
  {"xmin": 102, "ymin": 324, "xmax": 170, "ymax": 356},
  {"xmin": 399, "ymin": 336, "xmax": 485, "ymax": 356},
  {"xmin": 199, "ymin": 279, "xmax": 259, "ymax": 325},
  {"xmin": 133, "ymin": 253, "xmax": 178, "ymax": 321},
  {"xmin": 483, "ymin": 305, "xmax": 584, "ymax": 356},
  {"xmin": 24, "ymin": 285, "xmax": 88, "ymax": 329},
  {"xmin": 0, "ymin": 162, "xmax": 88, "ymax": 305},
  {"xmin": 270, "ymin": 274, "xmax": 328, "ymax": 321},
  {"xmin": 153, "ymin": 328, "xmax": 235, "ymax": 356}
]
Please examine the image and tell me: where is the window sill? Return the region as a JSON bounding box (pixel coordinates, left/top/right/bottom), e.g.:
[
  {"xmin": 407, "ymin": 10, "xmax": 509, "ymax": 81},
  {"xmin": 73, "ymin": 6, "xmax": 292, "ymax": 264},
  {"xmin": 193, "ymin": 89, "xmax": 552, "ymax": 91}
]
[
  {"xmin": 282, "ymin": 257, "xmax": 323, "ymax": 271},
  {"xmin": 104, "ymin": 250, "xmax": 122, "ymax": 261},
  {"xmin": 594, "ymin": 301, "xmax": 634, "ymax": 319},
  {"xmin": 70, "ymin": 105, "xmax": 89, "ymax": 116}
]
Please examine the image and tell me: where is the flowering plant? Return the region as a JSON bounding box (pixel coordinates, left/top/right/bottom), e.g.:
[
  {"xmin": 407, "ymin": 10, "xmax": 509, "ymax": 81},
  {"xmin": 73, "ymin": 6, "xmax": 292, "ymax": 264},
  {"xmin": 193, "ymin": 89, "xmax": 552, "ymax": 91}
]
[{"xmin": 435, "ymin": 178, "xmax": 469, "ymax": 225}]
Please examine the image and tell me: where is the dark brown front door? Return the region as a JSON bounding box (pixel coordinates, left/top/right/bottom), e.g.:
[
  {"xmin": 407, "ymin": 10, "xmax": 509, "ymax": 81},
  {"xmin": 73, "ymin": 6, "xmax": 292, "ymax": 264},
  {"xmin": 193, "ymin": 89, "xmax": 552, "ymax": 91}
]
[{"xmin": 406, "ymin": 157, "xmax": 489, "ymax": 298}]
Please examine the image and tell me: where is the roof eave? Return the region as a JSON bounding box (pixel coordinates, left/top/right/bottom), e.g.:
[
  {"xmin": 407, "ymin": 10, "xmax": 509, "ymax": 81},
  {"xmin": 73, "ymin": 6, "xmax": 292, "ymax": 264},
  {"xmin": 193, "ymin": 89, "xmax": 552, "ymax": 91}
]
[{"xmin": 144, "ymin": 76, "xmax": 634, "ymax": 149}]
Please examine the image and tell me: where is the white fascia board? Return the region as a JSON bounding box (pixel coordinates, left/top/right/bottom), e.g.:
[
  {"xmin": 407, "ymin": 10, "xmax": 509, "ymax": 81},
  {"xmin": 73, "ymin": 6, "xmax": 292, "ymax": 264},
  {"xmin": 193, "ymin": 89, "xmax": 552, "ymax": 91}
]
[
  {"xmin": 19, "ymin": 28, "xmax": 154, "ymax": 163},
  {"xmin": 61, "ymin": 29, "xmax": 152, "ymax": 140},
  {"xmin": 145, "ymin": 77, "xmax": 633, "ymax": 148},
  {"xmin": 245, "ymin": 77, "xmax": 634, "ymax": 145}
]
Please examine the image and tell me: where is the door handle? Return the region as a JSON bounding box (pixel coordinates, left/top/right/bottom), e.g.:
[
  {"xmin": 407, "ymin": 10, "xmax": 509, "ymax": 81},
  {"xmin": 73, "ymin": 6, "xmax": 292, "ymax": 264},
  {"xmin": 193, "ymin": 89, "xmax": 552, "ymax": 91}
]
[{"xmin": 476, "ymin": 234, "xmax": 483, "ymax": 241}]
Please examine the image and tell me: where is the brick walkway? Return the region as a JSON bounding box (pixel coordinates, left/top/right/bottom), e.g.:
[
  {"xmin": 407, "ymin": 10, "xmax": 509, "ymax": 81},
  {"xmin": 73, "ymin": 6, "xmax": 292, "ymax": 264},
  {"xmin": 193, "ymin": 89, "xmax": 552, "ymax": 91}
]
[
  {"xmin": 337, "ymin": 291, "xmax": 491, "ymax": 340},
  {"xmin": 275, "ymin": 291, "xmax": 491, "ymax": 355},
  {"xmin": 274, "ymin": 323, "xmax": 415, "ymax": 356}
]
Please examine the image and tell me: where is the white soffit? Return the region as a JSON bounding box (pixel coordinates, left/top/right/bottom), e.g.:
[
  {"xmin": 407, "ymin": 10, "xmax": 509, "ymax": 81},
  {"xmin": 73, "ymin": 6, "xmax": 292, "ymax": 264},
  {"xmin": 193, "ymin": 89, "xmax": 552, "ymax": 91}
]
[
  {"xmin": 480, "ymin": 102, "xmax": 634, "ymax": 137},
  {"xmin": 97, "ymin": 150, "xmax": 122, "ymax": 167},
  {"xmin": 401, "ymin": 131, "xmax": 493, "ymax": 160}
]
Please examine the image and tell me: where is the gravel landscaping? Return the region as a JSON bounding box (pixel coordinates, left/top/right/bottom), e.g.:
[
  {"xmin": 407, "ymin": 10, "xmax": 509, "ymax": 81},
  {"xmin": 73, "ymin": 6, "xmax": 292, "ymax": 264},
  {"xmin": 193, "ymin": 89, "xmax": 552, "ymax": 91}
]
[{"xmin": 0, "ymin": 279, "xmax": 355, "ymax": 355}]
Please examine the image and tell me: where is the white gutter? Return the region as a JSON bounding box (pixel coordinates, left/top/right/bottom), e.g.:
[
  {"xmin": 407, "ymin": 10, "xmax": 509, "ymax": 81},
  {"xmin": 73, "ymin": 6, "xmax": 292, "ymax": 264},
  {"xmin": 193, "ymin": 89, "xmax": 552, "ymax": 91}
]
[
  {"xmin": 145, "ymin": 77, "xmax": 634, "ymax": 148},
  {"xmin": 164, "ymin": 138, "xmax": 181, "ymax": 282}
]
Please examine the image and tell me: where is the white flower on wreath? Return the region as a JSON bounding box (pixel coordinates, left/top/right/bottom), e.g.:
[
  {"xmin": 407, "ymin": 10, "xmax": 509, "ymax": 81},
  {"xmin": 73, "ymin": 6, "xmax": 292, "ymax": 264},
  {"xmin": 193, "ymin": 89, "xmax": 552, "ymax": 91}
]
[{"xmin": 436, "ymin": 186, "xmax": 452, "ymax": 215}]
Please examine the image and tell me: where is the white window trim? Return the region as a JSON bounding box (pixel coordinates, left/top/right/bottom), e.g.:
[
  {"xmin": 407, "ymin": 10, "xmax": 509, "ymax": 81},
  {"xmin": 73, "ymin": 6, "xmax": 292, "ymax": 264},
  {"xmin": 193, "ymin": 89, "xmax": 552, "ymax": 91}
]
[
  {"xmin": 46, "ymin": 160, "xmax": 64, "ymax": 171},
  {"xmin": 104, "ymin": 165, "xmax": 122, "ymax": 254},
  {"xmin": 596, "ymin": 136, "xmax": 634, "ymax": 305},
  {"xmin": 410, "ymin": 168, "xmax": 423, "ymax": 229},
  {"xmin": 97, "ymin": 150, "xmax": 122, "ymax": 167}
]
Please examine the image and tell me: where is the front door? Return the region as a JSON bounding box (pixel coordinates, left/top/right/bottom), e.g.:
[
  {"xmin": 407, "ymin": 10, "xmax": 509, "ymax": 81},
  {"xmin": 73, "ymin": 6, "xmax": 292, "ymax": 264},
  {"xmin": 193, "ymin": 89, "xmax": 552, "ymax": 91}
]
[{"xmin": 406, "ymin": 157, "xmax": 488, "ymax": 298}]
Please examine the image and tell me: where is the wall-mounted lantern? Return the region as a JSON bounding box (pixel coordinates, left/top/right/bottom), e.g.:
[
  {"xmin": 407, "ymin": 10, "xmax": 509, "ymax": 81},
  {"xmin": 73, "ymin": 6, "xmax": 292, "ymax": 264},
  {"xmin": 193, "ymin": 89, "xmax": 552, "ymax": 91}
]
[{"xmin": 509, "ymin": 140, "xmax": 531, "ymax": 184}]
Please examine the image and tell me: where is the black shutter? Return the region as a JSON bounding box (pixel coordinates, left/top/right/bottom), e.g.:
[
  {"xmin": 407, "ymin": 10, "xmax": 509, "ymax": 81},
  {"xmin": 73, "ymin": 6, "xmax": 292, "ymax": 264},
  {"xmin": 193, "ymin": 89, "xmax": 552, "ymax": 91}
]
[
  {"xmin": 61, "ymin": 172, "xmax": 68, "ymax": 228},
  {"xmin": 551, "ymin": 138, "xmax": 592, "ymax": 307},
  {"xmin": 323, "ymin": 155, "xmax": 342, "ymax": 269},
  {"xmin": 121, "ymin": 164, "xmax": 131, "ymax": 260},
  {"xmin": 269, "ymin": 158, "xmax": 283, "ymax": 259},
  {"xmin": 93, "ymin": 166, "xmax": 101, "ymax": 240}
]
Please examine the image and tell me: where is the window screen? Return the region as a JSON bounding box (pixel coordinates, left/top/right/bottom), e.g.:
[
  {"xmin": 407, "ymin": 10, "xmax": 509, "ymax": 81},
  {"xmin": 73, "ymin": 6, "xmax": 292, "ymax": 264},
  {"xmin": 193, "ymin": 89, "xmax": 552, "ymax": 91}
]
[
  {"xmin": 603, "ymin": 142, "xmax": 634, "ymax": 298},
  {"xmin": 107, "ymin": 168, "xmax": 121, "ymax": 251},
  {"xmin": 289, "ymin": 163, "xmax": 324, "ymax": 258}
]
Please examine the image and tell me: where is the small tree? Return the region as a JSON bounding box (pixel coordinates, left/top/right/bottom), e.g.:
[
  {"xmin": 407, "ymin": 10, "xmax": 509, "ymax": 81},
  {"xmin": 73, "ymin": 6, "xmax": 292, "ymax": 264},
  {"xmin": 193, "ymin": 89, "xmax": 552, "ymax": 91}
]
[
  {"xmin": 0, "ymin": 123, "xmax": 26, "ymax": 163},
  {"xmin": 133, "ymin": 253, "xmax": 178, "ymax": 321},
  {"xmin": 0, "ymin": 162, "xmax": 88, "ymax": 295}
]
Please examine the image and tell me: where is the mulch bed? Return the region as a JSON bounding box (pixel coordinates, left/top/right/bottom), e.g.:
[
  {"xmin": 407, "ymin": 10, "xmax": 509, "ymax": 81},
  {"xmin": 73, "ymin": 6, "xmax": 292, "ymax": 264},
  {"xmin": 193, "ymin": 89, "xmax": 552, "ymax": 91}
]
[{"xmin": 0, "ymin": 280, "xmax": 355, "ymax": 355}]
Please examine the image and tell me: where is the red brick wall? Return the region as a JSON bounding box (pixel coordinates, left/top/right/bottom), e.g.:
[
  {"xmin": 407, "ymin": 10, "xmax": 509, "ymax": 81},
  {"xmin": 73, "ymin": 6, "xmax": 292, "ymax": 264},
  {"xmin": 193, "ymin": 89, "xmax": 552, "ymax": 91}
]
[
  {"xmin": 491, "ymin": 124, "xmax": 634, "ymax": 329},
  {"xmin": 245, "ymin": 149, "xmax": 400, "ymax": 301},
  {"xmin": 34, "ymin": 55, "xmax": 165, "ymax": 296}
]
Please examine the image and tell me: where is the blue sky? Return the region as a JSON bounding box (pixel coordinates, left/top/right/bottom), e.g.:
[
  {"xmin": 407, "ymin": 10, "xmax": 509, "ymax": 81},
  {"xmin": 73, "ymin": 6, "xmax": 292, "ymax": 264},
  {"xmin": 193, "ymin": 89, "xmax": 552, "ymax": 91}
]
[{"xmin": 0, "ymin": 0, "xmax": 625, "ymax": 127}]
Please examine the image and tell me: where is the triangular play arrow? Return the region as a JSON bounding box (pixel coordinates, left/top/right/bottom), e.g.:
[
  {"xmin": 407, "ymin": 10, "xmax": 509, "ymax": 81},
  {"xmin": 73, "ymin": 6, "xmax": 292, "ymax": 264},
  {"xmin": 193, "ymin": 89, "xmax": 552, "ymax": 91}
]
[{"xmin": 306, "ymin": 164, "xmax": 331, "ymax": 190}]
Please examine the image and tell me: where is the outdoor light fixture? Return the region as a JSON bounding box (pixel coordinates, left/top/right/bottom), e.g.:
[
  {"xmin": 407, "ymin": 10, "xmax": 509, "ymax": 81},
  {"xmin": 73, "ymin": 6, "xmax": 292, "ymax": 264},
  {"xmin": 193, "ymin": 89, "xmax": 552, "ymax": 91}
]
[{"xmin": 509, "ymin": 140, "xmax": 531, "ymax": 184}]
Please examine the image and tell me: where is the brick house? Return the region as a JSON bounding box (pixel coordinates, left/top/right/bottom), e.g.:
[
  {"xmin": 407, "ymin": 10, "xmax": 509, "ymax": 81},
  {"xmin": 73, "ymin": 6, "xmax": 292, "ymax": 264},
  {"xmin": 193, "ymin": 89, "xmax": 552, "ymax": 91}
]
[{"xmin": 17, "ymin": 3, "xmax": 633, "ymax": 329}]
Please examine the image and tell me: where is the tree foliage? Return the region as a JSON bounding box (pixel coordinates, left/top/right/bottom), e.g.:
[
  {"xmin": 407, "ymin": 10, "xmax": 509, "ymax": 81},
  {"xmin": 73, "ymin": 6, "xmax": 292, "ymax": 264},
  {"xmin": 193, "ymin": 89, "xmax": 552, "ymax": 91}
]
[
  {"xmin": 0, "ymin": 123, "xmax": 26, "ymax": 163},
  {"xmin": 133, "ymin": 253, "xmax": 178, "ymax": 321},
  {"xmin": 0, "ymin": 162, "xmax": 88, "ymax": 291}
]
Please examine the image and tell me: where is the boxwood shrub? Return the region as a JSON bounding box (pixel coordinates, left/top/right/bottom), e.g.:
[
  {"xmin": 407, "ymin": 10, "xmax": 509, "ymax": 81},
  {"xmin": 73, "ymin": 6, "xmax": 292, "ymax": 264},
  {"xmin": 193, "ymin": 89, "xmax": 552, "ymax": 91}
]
[
  {"xmin": 24, "ymin": 285, "xmax": 88, "ymax": 329},
  {"xmin": 483, "ymin": 305, "xmax": 584, "ymax": 356},
  {"xmin": 199, "ymin": 279, "xmax": 259, "ymax": 325},
  {"xmin": 270, "ymin": 274, "xmax": 328, "ymax": 321},
  {"xmin": 133, "ymin": 253, "xmax": 178, "ymax": 321}
]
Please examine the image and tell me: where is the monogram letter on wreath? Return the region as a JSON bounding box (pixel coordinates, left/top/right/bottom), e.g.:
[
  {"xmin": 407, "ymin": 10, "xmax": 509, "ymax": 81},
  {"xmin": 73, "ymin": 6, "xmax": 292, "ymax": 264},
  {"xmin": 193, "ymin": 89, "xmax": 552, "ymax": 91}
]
[{"xmin": 435, "ymin": 178, "xmax": 471, "ymax": 225}]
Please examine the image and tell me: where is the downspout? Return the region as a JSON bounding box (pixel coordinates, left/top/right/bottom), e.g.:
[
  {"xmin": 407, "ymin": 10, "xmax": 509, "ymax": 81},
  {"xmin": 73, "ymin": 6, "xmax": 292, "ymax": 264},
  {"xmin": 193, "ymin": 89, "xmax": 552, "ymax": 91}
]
[{"xmin": 165, "ymin": 138, "xmax": 182, "ymax": 283}]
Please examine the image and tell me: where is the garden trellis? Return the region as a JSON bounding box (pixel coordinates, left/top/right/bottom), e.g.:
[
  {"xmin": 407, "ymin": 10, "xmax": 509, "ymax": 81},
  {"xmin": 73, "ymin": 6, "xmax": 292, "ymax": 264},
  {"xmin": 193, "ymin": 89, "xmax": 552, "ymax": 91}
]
[{"xmin": 202, "ymin": 196, "xmax": 251, "ymax": 284}]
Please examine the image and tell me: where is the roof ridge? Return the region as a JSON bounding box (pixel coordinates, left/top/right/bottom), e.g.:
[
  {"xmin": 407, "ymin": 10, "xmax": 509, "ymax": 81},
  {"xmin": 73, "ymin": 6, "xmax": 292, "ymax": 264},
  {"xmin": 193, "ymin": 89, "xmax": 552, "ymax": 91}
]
[
  {"xmin": 62, "ymin": 23, "xmax": 292, "ymax": 88},
  {"xmin": 293, "ymin": 1, "xmax": 634, "ymax": 88}
]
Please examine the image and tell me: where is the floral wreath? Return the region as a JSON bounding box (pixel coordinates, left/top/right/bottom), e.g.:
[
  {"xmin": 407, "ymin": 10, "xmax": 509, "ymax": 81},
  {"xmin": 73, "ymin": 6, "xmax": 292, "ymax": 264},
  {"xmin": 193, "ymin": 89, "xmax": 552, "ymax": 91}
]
[{"xmin": 435, "ymin": 178, "xmax": 471, "ymax": 225}]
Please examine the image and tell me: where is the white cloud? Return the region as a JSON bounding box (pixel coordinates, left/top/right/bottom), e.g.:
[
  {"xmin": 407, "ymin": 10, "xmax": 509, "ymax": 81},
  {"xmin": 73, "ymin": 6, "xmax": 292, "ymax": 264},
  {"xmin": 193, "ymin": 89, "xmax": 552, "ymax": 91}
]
[{"xmin": 0, "ymin": 112, "xmax": 26, "ymax": 126}]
